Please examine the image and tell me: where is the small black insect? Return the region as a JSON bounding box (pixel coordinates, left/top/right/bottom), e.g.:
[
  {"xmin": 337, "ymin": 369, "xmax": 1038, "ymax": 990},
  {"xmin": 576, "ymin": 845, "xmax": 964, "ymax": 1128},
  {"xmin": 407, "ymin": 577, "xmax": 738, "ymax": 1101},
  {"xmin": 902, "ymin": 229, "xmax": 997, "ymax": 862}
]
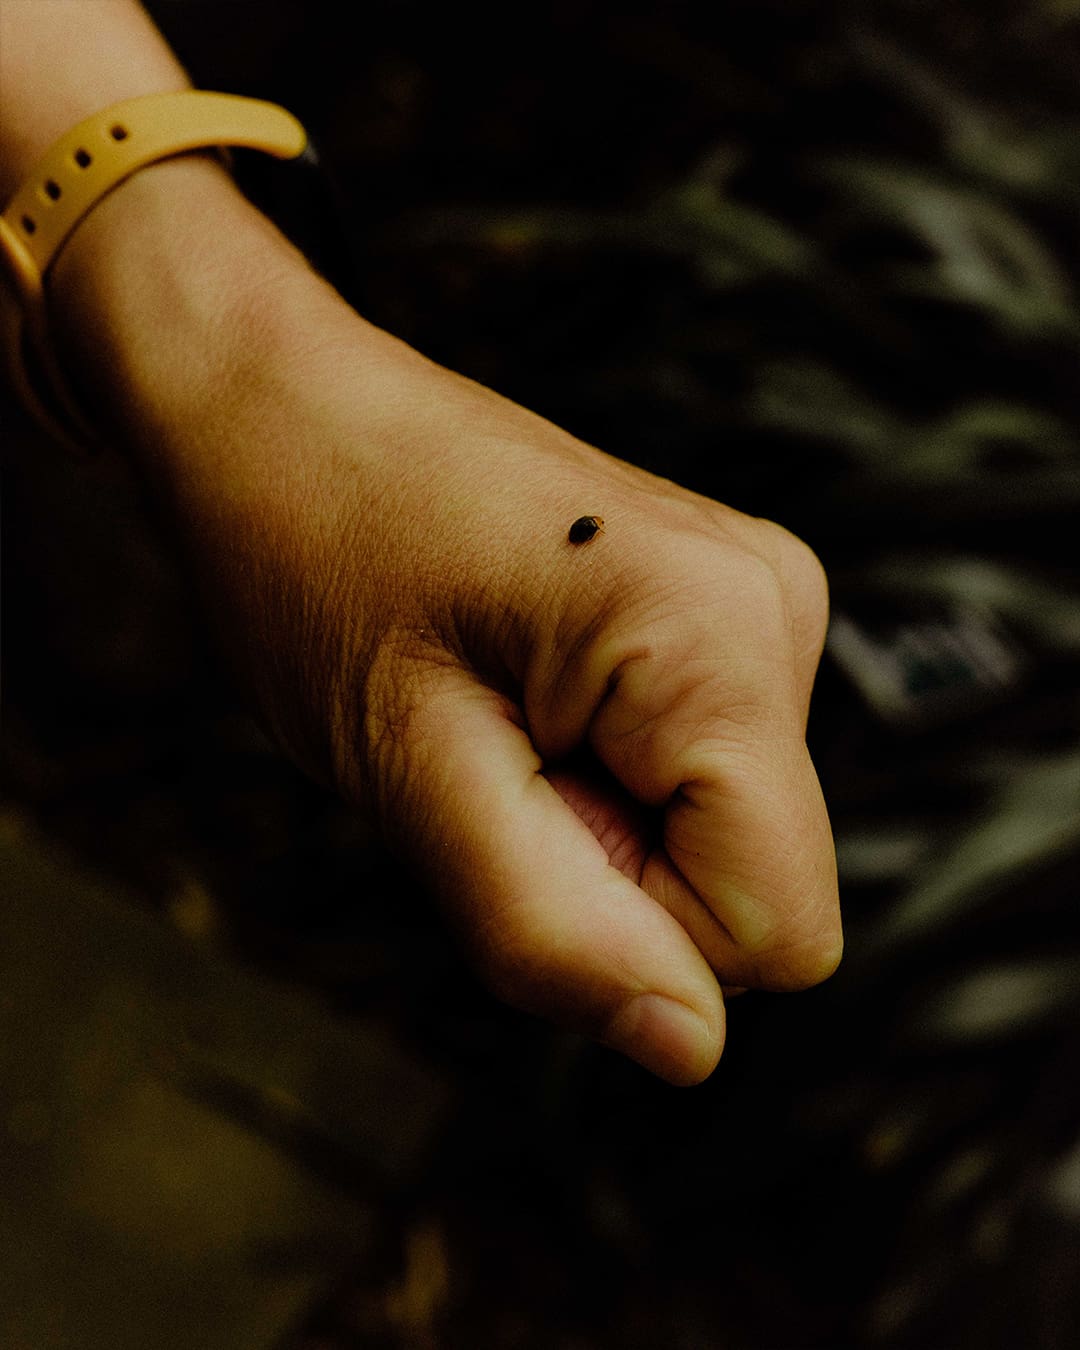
[{"xmin": 568, "ymin": 514, "xmax": 604, "ymax": 544}]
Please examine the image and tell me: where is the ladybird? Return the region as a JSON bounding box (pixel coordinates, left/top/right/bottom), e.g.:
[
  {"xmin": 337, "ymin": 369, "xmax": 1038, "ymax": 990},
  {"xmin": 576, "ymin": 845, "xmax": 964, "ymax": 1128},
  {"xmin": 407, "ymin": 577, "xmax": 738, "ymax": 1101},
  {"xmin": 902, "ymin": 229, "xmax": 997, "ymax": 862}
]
[{"xmin": 568, "ymin": 514, "xmax": 604, "ymax": 544}]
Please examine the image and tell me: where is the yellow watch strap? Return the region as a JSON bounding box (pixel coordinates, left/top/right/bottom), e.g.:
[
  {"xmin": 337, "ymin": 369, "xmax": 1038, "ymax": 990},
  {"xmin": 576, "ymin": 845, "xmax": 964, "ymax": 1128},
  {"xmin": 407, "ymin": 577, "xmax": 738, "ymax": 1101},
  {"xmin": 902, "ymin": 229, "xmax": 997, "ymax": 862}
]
[{"xmin": 0, "ymin": 91, "xmax": 309, "ymax": 454}]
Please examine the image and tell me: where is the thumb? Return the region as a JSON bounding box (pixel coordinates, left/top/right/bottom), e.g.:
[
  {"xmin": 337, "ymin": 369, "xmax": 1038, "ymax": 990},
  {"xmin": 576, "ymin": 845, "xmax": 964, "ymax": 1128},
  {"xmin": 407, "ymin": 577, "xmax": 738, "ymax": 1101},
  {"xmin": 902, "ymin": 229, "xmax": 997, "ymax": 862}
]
[{"xmin": 386, "ymin": 667, "xmax": 726, "ymax": 1085}]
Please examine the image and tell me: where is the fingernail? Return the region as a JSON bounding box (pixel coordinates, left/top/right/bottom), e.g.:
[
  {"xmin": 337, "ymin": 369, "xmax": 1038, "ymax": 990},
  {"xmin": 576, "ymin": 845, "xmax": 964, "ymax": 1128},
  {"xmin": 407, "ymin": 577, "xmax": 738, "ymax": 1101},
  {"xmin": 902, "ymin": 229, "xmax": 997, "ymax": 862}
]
[{"xmin": 604, "ymin": 994, "xmax": 719, "ymax": 1086}]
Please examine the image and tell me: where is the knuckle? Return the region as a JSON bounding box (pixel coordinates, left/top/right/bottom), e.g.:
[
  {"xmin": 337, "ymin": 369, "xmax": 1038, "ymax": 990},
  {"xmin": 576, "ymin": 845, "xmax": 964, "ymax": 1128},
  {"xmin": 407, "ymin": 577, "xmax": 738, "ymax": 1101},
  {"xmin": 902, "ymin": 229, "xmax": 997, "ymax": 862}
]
[
  {"xmin": 786, "ymin": 538, "xmax": 830, "ymax": 629},
  {"xmin": 751, "ymin": 924, "xmax": 844, "ymax": 991},
  {"xmin": 760, "ymin": 522, "xmax": 830, "ymax": 632}
]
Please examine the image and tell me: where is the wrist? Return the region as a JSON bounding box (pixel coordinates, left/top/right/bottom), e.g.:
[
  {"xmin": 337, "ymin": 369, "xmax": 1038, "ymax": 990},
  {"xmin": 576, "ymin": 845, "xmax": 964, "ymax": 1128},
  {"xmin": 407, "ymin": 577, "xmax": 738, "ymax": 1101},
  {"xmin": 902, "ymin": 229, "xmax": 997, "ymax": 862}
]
[
  {"xmin": 0, "ymin": 0, "xmax": 192, "ymax": 201},
  {"xmin": 46, "ymin": 152, "xmax": 352, "ymax": 469}
]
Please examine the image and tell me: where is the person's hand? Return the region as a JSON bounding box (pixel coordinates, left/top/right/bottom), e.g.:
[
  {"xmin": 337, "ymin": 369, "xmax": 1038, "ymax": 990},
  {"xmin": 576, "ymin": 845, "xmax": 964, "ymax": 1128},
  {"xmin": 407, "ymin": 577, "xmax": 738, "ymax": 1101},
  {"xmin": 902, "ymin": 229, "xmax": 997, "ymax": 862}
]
[{"xmin": 53, "ymin": 157, "xmax": 841, "ymax": 1086}]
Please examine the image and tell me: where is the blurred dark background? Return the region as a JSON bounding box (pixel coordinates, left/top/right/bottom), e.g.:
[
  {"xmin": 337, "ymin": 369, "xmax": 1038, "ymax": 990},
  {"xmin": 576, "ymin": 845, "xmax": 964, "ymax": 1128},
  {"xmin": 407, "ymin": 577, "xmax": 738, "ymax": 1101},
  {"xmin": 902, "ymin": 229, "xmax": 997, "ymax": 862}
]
[{"xmin": 2, "ymin": 2, "xmax": 1079, "ymax": 1347}]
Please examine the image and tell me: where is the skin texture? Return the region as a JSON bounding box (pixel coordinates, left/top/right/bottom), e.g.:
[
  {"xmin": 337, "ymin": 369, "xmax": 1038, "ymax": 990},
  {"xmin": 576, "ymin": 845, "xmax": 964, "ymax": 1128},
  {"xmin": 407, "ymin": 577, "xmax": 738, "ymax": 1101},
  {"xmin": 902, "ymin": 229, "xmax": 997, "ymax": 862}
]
[{"xmin": 2, "ymin": 2, "xmax": 841, "ymax": 1086}]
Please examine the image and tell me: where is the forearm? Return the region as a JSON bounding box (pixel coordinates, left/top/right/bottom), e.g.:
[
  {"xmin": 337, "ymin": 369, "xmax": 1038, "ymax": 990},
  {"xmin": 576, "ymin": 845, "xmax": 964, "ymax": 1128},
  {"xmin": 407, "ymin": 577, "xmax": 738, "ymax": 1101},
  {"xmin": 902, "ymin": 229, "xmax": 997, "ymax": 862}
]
[
  {"xmin": 0, "ymin": 0, "xmax": 270, "ymax": 465},
  {"xmin": 0, "ymin": 0, "xmax": 191, "ymax": 199},
  {"xmin": 1, "ymin": 1, "xmax": 380, "ymax": 697},
  {"xmin": 1, "ymin": 0, "xmax": 396, "ymax": 491}
]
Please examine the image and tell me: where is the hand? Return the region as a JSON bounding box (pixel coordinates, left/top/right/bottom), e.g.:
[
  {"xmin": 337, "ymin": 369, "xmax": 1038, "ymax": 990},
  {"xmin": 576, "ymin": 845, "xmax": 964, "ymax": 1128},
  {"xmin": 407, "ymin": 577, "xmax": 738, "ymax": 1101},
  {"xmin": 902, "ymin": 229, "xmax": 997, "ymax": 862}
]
[{"xmin": 53, "ymin": 159, "xmax": 841, "ymax": 1086}]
